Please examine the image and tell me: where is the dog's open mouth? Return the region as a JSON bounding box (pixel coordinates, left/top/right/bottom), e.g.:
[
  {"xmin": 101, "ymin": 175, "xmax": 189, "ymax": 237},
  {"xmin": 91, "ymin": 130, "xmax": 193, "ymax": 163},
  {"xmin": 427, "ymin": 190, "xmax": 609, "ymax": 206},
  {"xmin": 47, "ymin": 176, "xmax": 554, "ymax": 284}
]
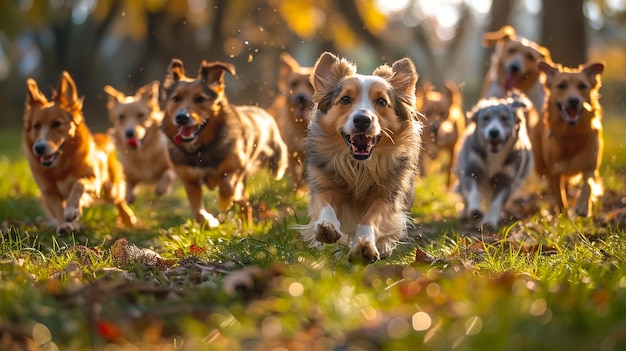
[
  {"xmin": 488, "ymin": 139, "xmax": 503, "ymax": 153},
  {"xmin": 341, "ymin": 131, "xmax": 381, "ymax": 160},
  {"xmin": 39, "ymin": 152, "xmax": 59, "ymax": 167},
  {"xmin": 504, "ymin": 71, "xmax": 518, "ymax": 92},
  {"xmin": 126, "ymin": 137, "xmax": 142, "ymax": 149},
  {"xmin": 558, "ymin": 103, "xmax": 581, "ymax": 125},
  {"xmin": 174, "ymin": 121, "xmax": 207, "ymax": 145},
  {"xmin": 294, "ymin": 102, "xmax": 314, "ymax": 120}
]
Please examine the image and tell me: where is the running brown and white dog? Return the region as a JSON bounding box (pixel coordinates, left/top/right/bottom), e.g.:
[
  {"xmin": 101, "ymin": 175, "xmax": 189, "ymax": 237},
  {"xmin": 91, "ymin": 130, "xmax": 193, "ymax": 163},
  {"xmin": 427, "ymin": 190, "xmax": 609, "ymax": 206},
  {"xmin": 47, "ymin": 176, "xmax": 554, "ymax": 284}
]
[
  {"xmin": 104, "ymin": 81, "xmax": 176, "ymax": 204},
  {"xmin": 300, "ymin": 52, "xmax": 422, "ymax": 264},
  {"xmin": 268, "ymin": 53, "xmax": 314, "ymax": 191},
  {"xmin": 455, "ymin": 93, "xmax": 533, "ymax": 229},
  {"xmin": 416, "ymin": 80, "xmax": 465, "ymax": 188},
  {"xmin": 481, "ymin": 25, "xmax": 551, "ymax": 116},
  {"xmin": 161, "ymin": 59, "xmax": 288, "ymax": 227},
  {"xmin": 23, "ymin": 71, "xmax": 137, "ymax": 233},
  {"xmin": 534, "ymin": 61, "xmax": 605, "ymax": 216}
]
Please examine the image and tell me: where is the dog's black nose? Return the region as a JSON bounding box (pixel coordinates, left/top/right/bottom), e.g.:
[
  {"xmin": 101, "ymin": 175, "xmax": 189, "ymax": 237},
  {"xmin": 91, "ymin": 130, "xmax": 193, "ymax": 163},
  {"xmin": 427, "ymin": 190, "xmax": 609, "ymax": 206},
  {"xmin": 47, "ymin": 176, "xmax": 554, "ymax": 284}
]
[
  {"xmin": 295, "ymin": 94, "xmax": 307, "ymax": 104},
  {"xmin": 566, "ymin": 97, "xmax": 581, "ymax": 108},
  {"xmin": 33, "ymin": 143, "xmax": 47, "ymax": 155},
  {"xmin": 488, "ymin": 129, "xmax": 500, "ymax": 139},
  {"xmin": 353, "ymin": 115, "xmax": 371, "ymax": 132},
  {"xmin": 509, "ymin": 63, "xmax": 520, "ymax": 74},
  {"xmin": 125, "ymin": 129, "xmax": 135, "ymax": 138},
  {"xmin": 175, "ymin": 112, "xmax": 190, "ymax": 126}
]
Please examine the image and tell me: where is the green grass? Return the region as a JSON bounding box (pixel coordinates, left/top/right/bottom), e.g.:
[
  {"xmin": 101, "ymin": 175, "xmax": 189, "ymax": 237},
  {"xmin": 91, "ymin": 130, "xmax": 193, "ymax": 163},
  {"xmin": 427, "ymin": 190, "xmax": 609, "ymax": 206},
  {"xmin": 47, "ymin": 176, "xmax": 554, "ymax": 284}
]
[{"xmin": 2, "ymin": 114, "xmax": 626, "ymax": 350}]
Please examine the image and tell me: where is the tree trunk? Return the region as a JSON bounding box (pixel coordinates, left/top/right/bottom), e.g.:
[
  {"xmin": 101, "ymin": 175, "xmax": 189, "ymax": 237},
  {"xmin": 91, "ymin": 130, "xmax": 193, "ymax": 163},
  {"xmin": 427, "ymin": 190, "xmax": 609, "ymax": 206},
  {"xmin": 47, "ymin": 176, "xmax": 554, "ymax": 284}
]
[{"xmin": 541, "ymin": 0, "xmax": 587, "ymax": 66}]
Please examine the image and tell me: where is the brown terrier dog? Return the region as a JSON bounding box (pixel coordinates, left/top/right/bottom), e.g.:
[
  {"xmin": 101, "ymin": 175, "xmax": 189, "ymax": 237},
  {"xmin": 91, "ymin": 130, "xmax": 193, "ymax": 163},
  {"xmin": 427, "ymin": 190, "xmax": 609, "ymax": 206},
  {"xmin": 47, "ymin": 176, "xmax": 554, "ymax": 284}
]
[
  {"xmin": 416, "ymin": 80, "xmax": 465, "ymax": 188},
  {"xmin": 104, "ymin": 81, "xmax": 176, "ymax": 204},
  {"xmin": 268, "ymin": 52, "xmax": 314, "ymax": 191},
  {"xmin": 23, "ymin": 71, "xmax": 136, "ymax": 233},
  {"xmin": 534, "ymin": 61, "xmax": 605, "ymax": 216},
  {"xmin": 161, "ymin": 59, "xmax": 288, "ymax": 228}
]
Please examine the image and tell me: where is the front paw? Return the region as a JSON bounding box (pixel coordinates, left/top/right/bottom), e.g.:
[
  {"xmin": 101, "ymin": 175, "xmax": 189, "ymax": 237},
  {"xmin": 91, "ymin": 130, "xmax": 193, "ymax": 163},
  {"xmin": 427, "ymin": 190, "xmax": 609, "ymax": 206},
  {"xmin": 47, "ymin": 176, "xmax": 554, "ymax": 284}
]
[
  {"xmin": 56, "ymin": 221, "xmax": 81, "ymax": 235},
  {"xmin": 64, "ymin": 207, "xmax": 82, "ymax": 222},
  {"xmin": 314, "ymin": 220, "xmax": 342, "ymax": 243},
  {"xmin": 349, "ymin": 238, "xmax": 380, "ymax": 264},
  {"xmin": 198, "ymin": 209, "xmax": 220, "ymax": 229}
]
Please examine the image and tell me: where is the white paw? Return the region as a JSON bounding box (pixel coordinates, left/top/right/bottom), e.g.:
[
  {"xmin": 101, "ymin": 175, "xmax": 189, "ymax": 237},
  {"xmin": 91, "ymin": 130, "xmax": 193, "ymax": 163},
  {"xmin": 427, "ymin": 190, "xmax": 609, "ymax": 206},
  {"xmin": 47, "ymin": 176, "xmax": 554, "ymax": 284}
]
[{"xmin": 199, "ymin": 210, "xmax": 220, "ymax": 228}]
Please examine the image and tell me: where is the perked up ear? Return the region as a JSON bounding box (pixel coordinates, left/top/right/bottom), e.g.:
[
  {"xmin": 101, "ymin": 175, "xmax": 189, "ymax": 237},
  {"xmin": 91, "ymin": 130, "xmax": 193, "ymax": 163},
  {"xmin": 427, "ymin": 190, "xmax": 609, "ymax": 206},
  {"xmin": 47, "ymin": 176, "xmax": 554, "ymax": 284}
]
[
  {"xmin": 136, "ymin": 80, "xmax": 160, "ymax": 107},
  {"xmin": 25, "ymin": 78, "xmax": 48, "ymax": 108},
  {"xmin": 278, "ymin": 52, "xmax": 298, "ymax": 93},
  {"xmin": 103, "ymin": 85, "xmax": 125, "ymax": 108},
  {"xmin": 537, "ymin": 60, "xmax": 560, "ymax": 85},
  {"xmin": 199, "ymin": 61, "xmax": 236, "ymax": 86},
  {"xmin": 482, "ymin": 25, "xmax": 516, "ymax": 47},
  {"xmin": 163, "ymin": 59, "xmax": 186, "ymax": 91},
  {"xmin": 311, "ymin": 52, "xmax": 357, "ymax": 112},
  {"xmin": 54, "ymin": 71, "xmax": 84, "ymax": 124},
  {"xmin": 582, "ymin": 62, "xmax": 604, "ymax": 88},
  {"xmin": 376, "ymin": 57, "xmax": 419, "ymax": 108}
]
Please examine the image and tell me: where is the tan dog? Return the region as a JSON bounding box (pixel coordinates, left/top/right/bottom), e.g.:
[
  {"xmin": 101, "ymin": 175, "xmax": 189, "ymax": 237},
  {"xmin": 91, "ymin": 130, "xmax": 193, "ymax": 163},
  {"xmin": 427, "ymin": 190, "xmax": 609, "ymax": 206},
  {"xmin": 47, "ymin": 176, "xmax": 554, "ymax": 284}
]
[
  {"xmin": 300, "ymin": 52, "xmax": 422, "ymax": 264},
  {"xmin": 482, "ymin": 25, "xmax": 551, "ymax": 116},
  {"xmin": 534, "ymin": 61, "xmax": 605, "ymax": 216},
  {"xmin": 268, "ymin": 52, "xmax": 314, "ymax": 191},
  {"xmin": 161, "ymin": 59, "xmax": 288, "ymax": 228},
  {"xmin": 23, "ymin": 71, "xmax": 137, "ymax": 233},
  {"xmin": 416, "ymin": 80, "xmax": 465, "ymax": 188},
  {"xmin": 104, "ymin": 81, "xmax": 176, "ymax": 204}
]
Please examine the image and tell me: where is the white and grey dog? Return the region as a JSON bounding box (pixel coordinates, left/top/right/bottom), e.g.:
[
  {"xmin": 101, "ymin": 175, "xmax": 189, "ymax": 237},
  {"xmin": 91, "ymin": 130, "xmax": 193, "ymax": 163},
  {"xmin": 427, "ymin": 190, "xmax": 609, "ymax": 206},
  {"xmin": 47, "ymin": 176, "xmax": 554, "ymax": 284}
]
[{"xmin": 455, "ymin": 93, "xmax": 533, "ymax": 229}]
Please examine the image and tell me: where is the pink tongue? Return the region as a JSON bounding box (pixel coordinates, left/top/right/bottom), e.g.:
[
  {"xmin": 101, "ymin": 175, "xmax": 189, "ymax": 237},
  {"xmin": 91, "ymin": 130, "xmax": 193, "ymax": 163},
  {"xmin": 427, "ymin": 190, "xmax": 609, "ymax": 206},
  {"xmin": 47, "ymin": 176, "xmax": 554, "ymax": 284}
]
[
  {"xmin": 567, "ymin": 108, "xmax": 578, "ymax": 120},
  {"xmin": 175, "ymin": 125, "xmax": 197, "ymax": 144},
  {"xmin": 41, "ymin": 155, "xmax": 54, "ymax": 162},
  {"xmin": 504, "ymin": 72, "xmax": 516, "ymax": 91},
  {"xmin": 127, "ymin": 137, "xmax": 140, "ymax": 148}
]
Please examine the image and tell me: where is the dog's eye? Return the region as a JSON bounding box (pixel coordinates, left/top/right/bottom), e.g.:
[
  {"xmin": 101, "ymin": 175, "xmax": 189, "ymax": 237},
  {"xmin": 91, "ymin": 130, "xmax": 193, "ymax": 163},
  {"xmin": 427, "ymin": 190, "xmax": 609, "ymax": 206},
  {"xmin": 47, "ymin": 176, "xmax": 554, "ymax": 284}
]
[
  {"xmin": 118, "ymin": 114, "xmax": 125, "ymax": 121},
  {"xmin": 339, "ymin": 96, "xmax": 351, "ymax": 105},
  {"xmin": 578, "ymin": 82, "xmax": 588, "ymax": 90},
  {"xmin": 171, "ymin": 95, "xmax": 182, "ymax": 103},
  {"xmin": 556, "ymin": 82, "xmax": 566, "ymax": 90},
  {"xmin": 137, "ymin": 112, "xmax": 145, "ymax": 119},
  {"xmin": 33, "ymin": 123, "xmax": 41, "ymax": 131},
  {"xmin": 51, "ymin": 121, "xmax": 61, "ymax": 128},
  {"xmin": 507, "ymin": 47, "xmax": 517, "ymax": 54},
  {"xmin": 525, "ymin": 53, "xmax": 534, "ymax": 60},
  {"xmin": 376, "ymin": 98, "xmax": 388, "ymax": 107},
  {"xmin": 194, "ymin": 96, "xmax": 206, "ymax": 103}
]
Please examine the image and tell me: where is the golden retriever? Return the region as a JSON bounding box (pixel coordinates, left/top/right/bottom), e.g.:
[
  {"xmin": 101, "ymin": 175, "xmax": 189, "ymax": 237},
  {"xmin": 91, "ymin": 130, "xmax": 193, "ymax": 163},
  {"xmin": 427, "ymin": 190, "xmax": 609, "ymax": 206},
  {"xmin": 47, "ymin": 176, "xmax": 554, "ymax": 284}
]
[{"xmin": 481, "ymin": 25, "xmax": 551, "ymax": 115}]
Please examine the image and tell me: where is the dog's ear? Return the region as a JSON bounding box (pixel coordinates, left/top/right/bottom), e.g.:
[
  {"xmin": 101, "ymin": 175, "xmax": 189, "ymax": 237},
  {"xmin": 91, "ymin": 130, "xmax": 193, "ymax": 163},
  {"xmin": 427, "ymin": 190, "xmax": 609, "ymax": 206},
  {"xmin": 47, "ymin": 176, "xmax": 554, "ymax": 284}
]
[
  {"xmin": 163, "ymin": 59, "xmax": 186, "ymax": 92},
  {"xmin": 277, "ymin": 52, "xmax": 298, "ymax": 93},
  {"xmin": 54, "ymin": 71, "xmax": 84, "ymax": 125},
  {"xmin": 443, "ymin": 80, "xmax": 462, "ymax": 107},
  {"xmin": 581, "ymin": 62, "xmax": 604, "ymax": 88},
  {"xmin": 25, "ymin": 78, "xmax": 48, "ymax": 108},
  {"xmin": 380, "ymin": 57, "xmax": 419, "ymax": 120},
  {"xmin": 312, "ymin": 52, "xmax": 356, "ymax": 112},
  {"xmin": 482, "ymin": 25, "xmax": 516, "ymax": 47},
  {"xmin": 136, "ymin": 80, "xmax": 160, "ymax": 107},
  {"xmin": 199, "ymin": 61, "xmax": 236, "ymax": 86},
  {"xmin": 537, "ymin": 60, "xmax": 560, "ymax": 85},
  {"xmin": 103, "ymin": 85, "xmax": 125, "ymax": 108}
]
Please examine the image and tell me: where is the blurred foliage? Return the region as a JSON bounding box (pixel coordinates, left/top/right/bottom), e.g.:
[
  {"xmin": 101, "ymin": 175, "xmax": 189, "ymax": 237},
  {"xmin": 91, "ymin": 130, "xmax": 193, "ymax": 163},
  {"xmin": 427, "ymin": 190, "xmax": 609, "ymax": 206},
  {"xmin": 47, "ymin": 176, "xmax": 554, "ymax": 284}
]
[{"xmin": 0, "ymin": 0, "xmax": 625, "ymax": 130}]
